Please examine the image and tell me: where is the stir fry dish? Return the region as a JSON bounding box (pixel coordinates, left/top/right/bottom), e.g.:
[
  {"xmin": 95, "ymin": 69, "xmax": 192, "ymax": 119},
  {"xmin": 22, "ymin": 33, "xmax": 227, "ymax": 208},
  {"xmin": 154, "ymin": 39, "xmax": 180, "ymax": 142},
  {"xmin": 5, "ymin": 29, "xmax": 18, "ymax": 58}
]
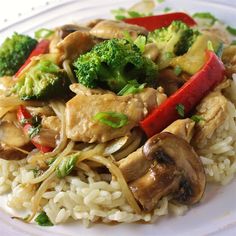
[{"xmin": 0, "ymin": 2, "xmax": 236, "ymax": 227}]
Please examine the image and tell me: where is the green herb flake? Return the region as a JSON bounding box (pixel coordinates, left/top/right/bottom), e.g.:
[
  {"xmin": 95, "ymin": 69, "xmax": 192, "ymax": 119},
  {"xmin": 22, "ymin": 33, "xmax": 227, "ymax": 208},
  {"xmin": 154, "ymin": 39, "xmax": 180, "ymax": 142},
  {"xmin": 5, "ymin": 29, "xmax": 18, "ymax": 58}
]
[
  {"xmin": 56, "ymin": 155, "xmax": 78, "ymax": 178},
  {"xmin": 226, "ymin": 25, "xmax": 236, "ymax": 36},
  {"xmin": 156, "ymin": 0, "xmax": 165, "ymax": 3},
  {"xmin": 35, "ymin": 211, "xmax": 53, "ymax": 226},
  {"xmin": 174, "ymin": 66, "xmax": 182, "ymax": 76},
  {"xmin": 231, "ymin": 40, "xmax": 236, "ymax": 45},
  {"xmin": 163, "ymin": 7, "xmax": 172, "ymax": 13},
  {"xmin": 93, "ymin": 112, "xmax": 128, "ymax": 128},
  {"xmin": 192, "ymin": 12, "xmax": 218, "ymax": 25},
  {"xmin": 35, "ymin": 28, "xmax": 54, "ymax": 40},
  {"xmin": 127, "ymin": 11, "xmax": 145, "ymax": 18},
  {"xmin": 191, "ymin": 115, "xmax": 205, "ymax": 123},
  {"xmin": 176, "ymin": 103, "xmax": 185, "ymax": 118},
  {"xmin": 28, "ymin": 125, "xmax": 41, "ymax": 139}
]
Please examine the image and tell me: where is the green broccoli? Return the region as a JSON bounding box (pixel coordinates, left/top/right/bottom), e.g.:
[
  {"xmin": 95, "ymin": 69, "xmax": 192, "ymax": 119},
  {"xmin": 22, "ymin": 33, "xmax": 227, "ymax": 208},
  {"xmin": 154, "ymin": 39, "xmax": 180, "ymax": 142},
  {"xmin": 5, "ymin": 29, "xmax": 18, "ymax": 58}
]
[
  {"xmin": 0, "ymin": 33, "xmax": 37, "ymax": 76},
  {"xmin": 148, "ymin": 20, "xmax": 199, "ymax": 69},
  {"xmin": 73, "ymin": 39, "xmax": 158, "ymax": 93},
  {"xmin": 13, "ymin": 55, "xmax": 70, "ymax": 100}
]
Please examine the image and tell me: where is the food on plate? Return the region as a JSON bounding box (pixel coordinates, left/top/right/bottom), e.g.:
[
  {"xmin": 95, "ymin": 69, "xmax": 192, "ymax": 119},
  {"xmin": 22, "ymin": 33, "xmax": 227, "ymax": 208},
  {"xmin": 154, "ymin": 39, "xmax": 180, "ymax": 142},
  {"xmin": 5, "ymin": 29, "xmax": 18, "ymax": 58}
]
[{"xmin": 0, "ymin": 0, "xmax": 236, "ymax": 227}]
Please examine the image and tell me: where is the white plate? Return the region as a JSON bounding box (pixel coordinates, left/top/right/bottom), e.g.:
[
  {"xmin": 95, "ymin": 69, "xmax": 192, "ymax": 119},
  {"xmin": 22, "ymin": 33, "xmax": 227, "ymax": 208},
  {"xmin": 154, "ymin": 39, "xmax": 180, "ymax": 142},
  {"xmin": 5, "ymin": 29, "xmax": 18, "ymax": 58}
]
[{"xmin": 1, "ymin": 0, "xmax": 236, "ymax": 235}]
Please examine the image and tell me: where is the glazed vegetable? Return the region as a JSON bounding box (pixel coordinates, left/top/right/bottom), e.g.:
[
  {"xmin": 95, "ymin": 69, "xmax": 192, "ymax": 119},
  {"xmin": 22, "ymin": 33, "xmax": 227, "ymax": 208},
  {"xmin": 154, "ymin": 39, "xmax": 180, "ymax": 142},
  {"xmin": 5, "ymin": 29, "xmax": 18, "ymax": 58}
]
[
  {"xmin": 0, "ymin": 33, "xmax": 37, "ymax": 76},
  {"xmin": 124, "ymin": 12, "xmax": 196, "ymax": 31},
  {"xmin": 148, "ymin": 20, "xmax": 199, "ymax": 69},
  {"xmin": 17, "ymin": 105, "xmax": 53, "ymax": 153},
  {"xmin": 73, "ymin": 39, "xmax": 158, "ymax": 93},
  {"xmin": 140, "ymin": 51, "xmax": 225, "ymax": 137},
  {"xmin": 15, "ymin": 39, "xmax": 50, "ymax": 78},
  {"xmin": 13, "ymin": 54, "xmax": 70, "ymax": 100}
]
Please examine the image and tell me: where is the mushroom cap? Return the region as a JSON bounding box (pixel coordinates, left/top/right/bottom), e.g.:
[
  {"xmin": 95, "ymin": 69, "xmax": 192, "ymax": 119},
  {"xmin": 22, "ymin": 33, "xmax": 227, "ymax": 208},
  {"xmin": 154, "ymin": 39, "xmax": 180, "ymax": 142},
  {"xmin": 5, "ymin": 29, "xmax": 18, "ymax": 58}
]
[{"xmin": 143, "ymin": 132, "xmax": 206, "ymax": 205}]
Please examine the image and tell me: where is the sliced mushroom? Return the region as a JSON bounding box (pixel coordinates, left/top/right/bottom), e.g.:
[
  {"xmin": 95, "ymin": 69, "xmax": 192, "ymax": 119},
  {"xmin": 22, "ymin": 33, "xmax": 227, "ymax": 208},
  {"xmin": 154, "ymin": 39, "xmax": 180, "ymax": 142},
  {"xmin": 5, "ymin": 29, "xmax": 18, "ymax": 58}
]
[
  {"xmin": 59, "ymin": 24, "xmax": 90, "ymax": 39},
  {"xmin": 129, "ymin": 163, "xmax": 181, "ymax": 211},
  {"xmin": 143, "ymin": 132, "xmax": 206, "ymax": 205},
  {"xmin": 90, "ymin": 20, "xmax": 148, "ymax": 39},
  {"xmin": 0, "ymin": 111, "xmax": 31, "ymax": 160}
]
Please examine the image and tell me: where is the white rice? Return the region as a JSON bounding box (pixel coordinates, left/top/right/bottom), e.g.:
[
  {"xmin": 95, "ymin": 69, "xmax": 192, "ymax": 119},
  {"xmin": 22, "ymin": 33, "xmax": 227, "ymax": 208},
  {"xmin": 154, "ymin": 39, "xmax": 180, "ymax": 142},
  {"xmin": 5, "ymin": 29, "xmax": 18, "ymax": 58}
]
[{"xmin": 1, "ymin": 81, "xmax": 236, "ymax": 226}]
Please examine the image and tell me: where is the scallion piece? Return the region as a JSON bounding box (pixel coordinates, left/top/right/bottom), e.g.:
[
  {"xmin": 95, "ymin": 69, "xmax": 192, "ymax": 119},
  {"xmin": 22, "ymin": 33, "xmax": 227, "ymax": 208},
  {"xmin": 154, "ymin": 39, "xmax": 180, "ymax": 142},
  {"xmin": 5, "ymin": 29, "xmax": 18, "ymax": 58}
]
[
  {"xmin": 35, "ymin": 211, "xmax": 53, "ymax": 226},
  {"xmin": 93, "ymin": 112, "xmax": 128, "ymax": 128},
  {"xmin": 226, "ymin": 25, "xmax": 236, "ymax": 36},
  {"xmin": 176, "ymin": 103, "xmax": 185, "ymax": 118},
  {"xmin": 35, "ymin": 28, "xmax": 54, "ymax": 40},
  {"xmin": 56, "ymin": 155, "xmax": 78, "ymax": 178}
]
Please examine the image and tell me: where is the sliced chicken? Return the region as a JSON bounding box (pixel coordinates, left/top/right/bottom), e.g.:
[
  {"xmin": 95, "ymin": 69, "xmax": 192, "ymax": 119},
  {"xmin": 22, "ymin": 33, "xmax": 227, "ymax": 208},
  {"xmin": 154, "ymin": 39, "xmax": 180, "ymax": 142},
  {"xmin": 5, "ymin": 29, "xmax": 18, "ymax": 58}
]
[
  {"xmin": 90, "ymin": 20, "xmax": 148, "ymax": 39},
  {"xmin": 163, "ymin": 118, "xmax": 195, "ymax": 143},
  {"xmin": 69, "ymin": 83, "xmax": 113, "ymax": 96},
  {"xmin": 192, "ymin": 91, "xmax": 228, "ymax": 147},
  {"xmin": 41, "ymin": 116, "xmax": 61, "ymax": 133},
  {"xmin": 65, "ymin": 88, "xmax": 160, "ymax": 143},
  {"xmin": 56, "ymin": 31, "xmax": 95, "ymax": 61},
  {"xmin": 222, "ymin": 45, "xmax": 236, "ymax": 78}
]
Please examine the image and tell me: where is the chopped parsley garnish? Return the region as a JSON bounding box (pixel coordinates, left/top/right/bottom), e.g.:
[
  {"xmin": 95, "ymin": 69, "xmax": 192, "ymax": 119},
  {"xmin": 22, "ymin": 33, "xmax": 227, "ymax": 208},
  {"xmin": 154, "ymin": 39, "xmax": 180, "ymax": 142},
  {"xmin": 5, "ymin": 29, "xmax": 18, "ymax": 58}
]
[
  {"xmin": 176, "ymin": 104, "xmax": 185, "ymax": 118},
  {"xmin": 35, "ymin": 211, "xmax": 53, "ymax": 226},
  {"xmin": 28, "ymin": 124, "xmax": 41, "ymax": 139}
]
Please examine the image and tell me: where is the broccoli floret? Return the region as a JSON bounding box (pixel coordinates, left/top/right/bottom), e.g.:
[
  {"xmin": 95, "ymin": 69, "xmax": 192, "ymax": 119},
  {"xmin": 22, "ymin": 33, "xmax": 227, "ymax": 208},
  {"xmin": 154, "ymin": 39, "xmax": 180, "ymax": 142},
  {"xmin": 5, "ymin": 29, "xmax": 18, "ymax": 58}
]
[
  {"xmin": 13, "ymin": 55, "xmax": 70, "ymax": 100},
  {"xmin": 0, "ymin": 33, "xmax": 37, "ymax": 76},
  {"xmin": 148, "ymin": 21, "xmax": 199, "ymax": 69},
  {"xmin": 73, "ymin": 39, "xmax": 158, "ymax": 93}
]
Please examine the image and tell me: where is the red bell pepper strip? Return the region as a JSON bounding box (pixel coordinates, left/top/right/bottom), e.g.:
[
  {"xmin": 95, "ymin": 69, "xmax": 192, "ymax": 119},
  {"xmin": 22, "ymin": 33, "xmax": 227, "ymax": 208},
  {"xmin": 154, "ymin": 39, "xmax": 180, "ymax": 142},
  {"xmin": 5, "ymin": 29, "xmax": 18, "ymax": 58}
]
[
  {"xmin": 123, "ymin": 12, "xmax": 197, "ymax": 31},
  {"xmin": 140, "ymin": 51, "xmax": 225, "ymax": 137},
  {"xmin": 14, "ymin": 39, "xmax": 50, "ymax": 78},
  {"xmin": 17, "ymin": 105, "xmax": 53, "ymax": 153}
]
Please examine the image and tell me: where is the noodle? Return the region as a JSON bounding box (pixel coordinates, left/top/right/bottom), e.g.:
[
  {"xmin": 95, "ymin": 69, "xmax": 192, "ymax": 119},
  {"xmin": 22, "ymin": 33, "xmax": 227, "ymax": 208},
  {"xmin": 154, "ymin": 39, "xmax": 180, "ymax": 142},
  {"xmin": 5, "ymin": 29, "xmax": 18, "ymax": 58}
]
[
  {"xmin": 62, "ymin": 60, "xmax": 76, "ymax": 84},
  {"xmin": 26, "ymin": 172, "xmax": 56, "ymax": 222},
  {"xmin": 27, "ymin": 101, "xmax": 68, "ymax": 166},
  {"xmin": 87, "ymin": 155, "xmax": 141, "ymax": 214},
  {"xmin": 29, "ymin": 141, "xmax": 74, "ymax": 184}
]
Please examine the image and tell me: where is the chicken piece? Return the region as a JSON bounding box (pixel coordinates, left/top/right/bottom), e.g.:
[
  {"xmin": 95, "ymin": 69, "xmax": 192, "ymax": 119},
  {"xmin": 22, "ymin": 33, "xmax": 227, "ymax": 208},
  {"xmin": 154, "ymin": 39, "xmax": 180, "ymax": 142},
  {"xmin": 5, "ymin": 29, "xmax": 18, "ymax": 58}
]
[
  {"xmin": 163, "ymin": 118, "xmax": 195, "ymax": 143},
  {"xmin": 69, "ymin": 83, "xmax": 113, "ymax": 96},
  {"xmin": 192, "ymin": 91, "xmax": 228, "ymax": 147},
  {"xmin": 201, "ymin": 26, "xmax": 230, "ymax": 45},
  {"xmin": 90, "ymin": 20, "xmax": 148, "ymax": 39},
  {"xmin": 56, "ymin": 31, "xmax": 95, "ymax": 61},
  {"xmin": 65, "ymin": 88, "xmax": 159, "ymax": 143},
  {"xmin": 41, "ymin": 116, "xmax": 61, "ymax": 133},
  {"xmin": 222, "ymin": 45, "xmax": 236, "ymax": 78},
  {"xmin": 0, "ymin": 111, "xmax": 31, "ymax": 160}
]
